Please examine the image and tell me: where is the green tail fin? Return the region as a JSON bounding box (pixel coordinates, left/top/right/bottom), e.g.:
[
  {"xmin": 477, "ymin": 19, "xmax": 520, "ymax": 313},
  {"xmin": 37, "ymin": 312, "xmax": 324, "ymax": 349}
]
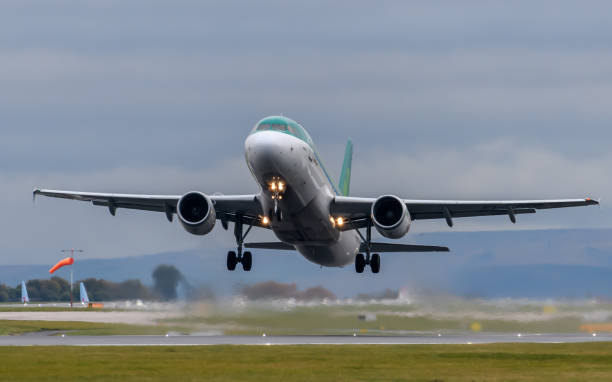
[{"xmin": 338, "ymin": 139, "xmax": 353, "ymax": 196}]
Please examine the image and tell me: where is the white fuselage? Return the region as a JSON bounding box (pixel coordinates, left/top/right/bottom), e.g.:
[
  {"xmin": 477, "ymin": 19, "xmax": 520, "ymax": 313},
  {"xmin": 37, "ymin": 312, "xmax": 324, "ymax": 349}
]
[{"xmin": 245, "ymin": 131, "xmax": 361, "ymax": 267}]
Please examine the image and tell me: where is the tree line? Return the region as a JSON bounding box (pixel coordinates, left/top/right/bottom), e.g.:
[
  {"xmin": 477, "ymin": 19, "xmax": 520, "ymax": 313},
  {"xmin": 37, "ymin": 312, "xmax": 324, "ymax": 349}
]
[
  {"xmin": 0, "ymin": 277, "xmax": 152, "ymax": 302},
  {"xmin": 0, "ymin": 264, "xmax": 184, "ymax": 302}
]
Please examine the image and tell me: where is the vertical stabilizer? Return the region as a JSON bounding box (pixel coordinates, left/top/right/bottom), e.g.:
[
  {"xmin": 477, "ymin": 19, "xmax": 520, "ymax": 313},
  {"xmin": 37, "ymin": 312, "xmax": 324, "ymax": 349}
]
[
  {"xmin": 338, "ymin": 139, "xmax": 353, "ymax": 196},
  {"xmin": 21, "ymin": 281, "xmax": 29, "ymax": 303},
  {"xmin": 80, "ymin": 282, "xmax": 90, "ymax": 304}
]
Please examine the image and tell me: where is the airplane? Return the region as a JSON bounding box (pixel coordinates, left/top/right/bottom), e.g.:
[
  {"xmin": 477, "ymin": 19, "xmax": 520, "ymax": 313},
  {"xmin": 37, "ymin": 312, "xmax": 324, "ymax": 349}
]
[
  {"xmin": 21, "ymin": 280, "xmax": 29, "ymax": 304},
  {"xmin": 33, "ymin": 116, "xmax": 599, "ymax": 274}
]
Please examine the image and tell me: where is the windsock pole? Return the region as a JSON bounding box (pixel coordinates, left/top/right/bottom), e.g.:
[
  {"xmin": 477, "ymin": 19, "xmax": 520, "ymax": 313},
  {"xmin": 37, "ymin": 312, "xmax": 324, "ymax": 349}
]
[{"xmin": 61, "ymin": 249, "xmax": 83, "ymax": 307}]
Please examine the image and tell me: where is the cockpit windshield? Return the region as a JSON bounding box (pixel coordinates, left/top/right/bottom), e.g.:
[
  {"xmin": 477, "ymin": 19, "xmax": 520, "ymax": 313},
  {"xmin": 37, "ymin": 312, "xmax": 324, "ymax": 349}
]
[
  {"xmin": 251, "ymin": 116, "xmax": 313, "ymax": 146},
  {"xmin": 256, "ymin": 123, "xmax": 288, "ymax": 132}
]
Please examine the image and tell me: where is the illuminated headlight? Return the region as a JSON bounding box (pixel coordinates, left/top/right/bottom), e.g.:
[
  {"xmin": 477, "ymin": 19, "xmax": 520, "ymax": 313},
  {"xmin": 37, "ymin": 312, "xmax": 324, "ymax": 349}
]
[{"xmin": 268, "ymin": 177, "xmax": 286, "ymax": 194}]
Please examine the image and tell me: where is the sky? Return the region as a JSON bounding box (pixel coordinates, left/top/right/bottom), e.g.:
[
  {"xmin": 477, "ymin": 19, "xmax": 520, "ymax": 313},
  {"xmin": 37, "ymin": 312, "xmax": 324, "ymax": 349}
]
[{"xmin": 1, "ymin": 0, "xmax": 611, "ymax": 265}]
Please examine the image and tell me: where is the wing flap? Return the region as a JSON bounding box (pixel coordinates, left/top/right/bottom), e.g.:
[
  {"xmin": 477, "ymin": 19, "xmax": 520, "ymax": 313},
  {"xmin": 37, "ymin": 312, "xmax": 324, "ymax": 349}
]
[
  {"xmin": 413, "ymin": 208, "xmax": 536, "ymax": 220},
  {"xmin": 362, "ymin": 242, "xmax": 450, "ymax": 252},
  {"xmin": 92, "ymin": 200, "xmax": 168, "ymax": 213},
  {"xmin": 244, "ymin": 242, "xmax": 296, "ymax": 250}
]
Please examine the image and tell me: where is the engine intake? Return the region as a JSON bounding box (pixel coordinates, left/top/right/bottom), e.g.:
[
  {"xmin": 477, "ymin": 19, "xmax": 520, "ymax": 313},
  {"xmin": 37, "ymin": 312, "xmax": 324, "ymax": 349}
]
[
  {"xmin": 177, "ymin": 192, "xmax": 216, "ymax": 235},
  {"xmin": 371, "ymin": 195, "xmax": 411, "ymax": 239}
]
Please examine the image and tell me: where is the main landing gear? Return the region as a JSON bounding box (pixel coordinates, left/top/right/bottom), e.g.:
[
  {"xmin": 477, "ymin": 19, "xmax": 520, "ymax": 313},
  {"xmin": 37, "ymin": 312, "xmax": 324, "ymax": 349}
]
[
  {"xmin": 227, "ymin": 218, "xmax": 254, "ymax": 271},
  {"xmin": 355, "ymin": 253, "xmax": 380, "ymax": 274},
  {"xmin": 354, "ymin": 219, "xmax": 380, "ymax": 274}
]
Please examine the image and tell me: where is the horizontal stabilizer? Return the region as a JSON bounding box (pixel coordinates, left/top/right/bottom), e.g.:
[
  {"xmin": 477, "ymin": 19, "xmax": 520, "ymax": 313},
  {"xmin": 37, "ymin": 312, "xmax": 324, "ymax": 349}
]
[
  {"xmin": 244, "ymin": 242, "xmax": 295, "ymax": 250},
  {"xmin": 360, "ymin": 242, "xmax": 450, "ymax": 253}
]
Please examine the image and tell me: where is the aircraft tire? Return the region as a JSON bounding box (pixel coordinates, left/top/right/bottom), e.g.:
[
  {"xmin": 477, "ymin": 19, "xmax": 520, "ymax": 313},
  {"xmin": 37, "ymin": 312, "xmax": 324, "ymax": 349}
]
[
  {"xmin": 355, "ymin": 253, "xmax": 365, "ymax": 273},
  {"xmin": 242, "ymin": 251, "xmax": 252, "ymax": 271},
  {"xmin": 371, "ymin": 253, "xmax": 380, "ymax": 273},
  {"xmin": 227, "ymin": 251, "xmax": 237, "ymax": 271}
]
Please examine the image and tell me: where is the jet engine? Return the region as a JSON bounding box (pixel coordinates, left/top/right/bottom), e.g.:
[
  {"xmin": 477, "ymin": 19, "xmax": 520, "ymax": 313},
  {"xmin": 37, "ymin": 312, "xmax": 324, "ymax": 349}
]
[
  {"xmin": 176, "ymin": 192, "xmax": 216, "ymax": 235},
  {"xmin": 371, "ymin": 195, "xmax": 411, "ymax": 239}
]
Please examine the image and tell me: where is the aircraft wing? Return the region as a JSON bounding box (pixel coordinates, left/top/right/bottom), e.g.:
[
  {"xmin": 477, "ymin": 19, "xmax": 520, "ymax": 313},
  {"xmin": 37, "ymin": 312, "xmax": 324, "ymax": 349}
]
[
  {"xmin": 331, "ymin": 196, "xmax": 599, "ymax": 229},
  {"xmin": 33, "ymin": 189, "xmax": 265, "ymax": 227}
]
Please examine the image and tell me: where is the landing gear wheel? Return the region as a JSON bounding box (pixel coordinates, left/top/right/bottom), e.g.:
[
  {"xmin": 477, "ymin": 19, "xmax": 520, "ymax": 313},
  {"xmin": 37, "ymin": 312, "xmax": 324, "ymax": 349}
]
[
  {"xmin": 355, "ymin": 253, "xmax": 365, "ymax": 273},
  {"xmin": 370, "ymin": 253, "xmax": 380, "ymax": 274},
  {"xmin": 242, "ymin": 251, "xmax": 252, "ymax": 271},
  {"xmin": 227, "ymin": 251, "xmax": 237, "ymax": 271}
]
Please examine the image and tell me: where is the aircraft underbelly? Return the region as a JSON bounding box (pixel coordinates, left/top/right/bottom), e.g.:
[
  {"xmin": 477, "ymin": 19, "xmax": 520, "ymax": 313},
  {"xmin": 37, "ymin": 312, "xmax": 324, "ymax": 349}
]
[{"xmin": 245, "ymin": 131, "xmax": 360, "ymax": 267}]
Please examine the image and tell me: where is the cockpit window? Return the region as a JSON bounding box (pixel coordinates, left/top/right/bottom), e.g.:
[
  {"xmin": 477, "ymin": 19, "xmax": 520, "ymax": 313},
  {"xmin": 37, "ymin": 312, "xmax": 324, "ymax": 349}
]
[
  {"xmin": 251, "ymin": 117, "xmax": 314, "ymax": 146},
  {"xmin": 256, "ymin": 123, "xmax": 291, "ymax": 132}
]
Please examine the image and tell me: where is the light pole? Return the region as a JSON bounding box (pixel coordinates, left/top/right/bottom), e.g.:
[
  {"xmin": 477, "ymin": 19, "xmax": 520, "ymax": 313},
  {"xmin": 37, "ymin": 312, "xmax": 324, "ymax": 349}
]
[{"xmin": 61, "ymin": 249, "xmax": 83, "ymax": 307}]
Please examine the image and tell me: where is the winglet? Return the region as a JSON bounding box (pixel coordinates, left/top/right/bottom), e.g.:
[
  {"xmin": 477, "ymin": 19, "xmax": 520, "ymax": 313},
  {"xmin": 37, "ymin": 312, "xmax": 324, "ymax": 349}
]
[
  {"xmin": 338, "ymin": 139, "xmax": 353, "ymax": 196},
  {"xmin": 585, "ymin": 197, "xmax": 600, "ymax": 206},
  {"xmin": 32, "ymin": 188, "xmax": 40, "ymax": 203}
]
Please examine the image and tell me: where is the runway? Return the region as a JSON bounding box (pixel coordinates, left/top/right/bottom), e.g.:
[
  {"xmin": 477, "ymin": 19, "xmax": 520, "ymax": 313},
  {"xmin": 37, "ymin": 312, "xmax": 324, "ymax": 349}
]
[{"xmin": 0, "ymin": 333, "xmax": 610, "ymax": 346}]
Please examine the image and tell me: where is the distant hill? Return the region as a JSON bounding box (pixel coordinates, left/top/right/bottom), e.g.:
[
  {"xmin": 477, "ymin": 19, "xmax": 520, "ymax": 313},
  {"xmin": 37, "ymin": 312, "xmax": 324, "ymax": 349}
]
[
  {"xmin": 1, "ymin": 228, "xmax": 611, "ymax": 298},
  {"xmin": 452, "ymin": 264, "xmax": 612, "ymax": 298}
]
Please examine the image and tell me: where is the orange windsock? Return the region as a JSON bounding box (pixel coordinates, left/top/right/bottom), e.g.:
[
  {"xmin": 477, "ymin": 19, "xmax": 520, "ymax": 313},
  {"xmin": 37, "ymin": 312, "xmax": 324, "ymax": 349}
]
[{"xmin": 49, "ymin": 257, "xmax": 74, "ymax": 274}]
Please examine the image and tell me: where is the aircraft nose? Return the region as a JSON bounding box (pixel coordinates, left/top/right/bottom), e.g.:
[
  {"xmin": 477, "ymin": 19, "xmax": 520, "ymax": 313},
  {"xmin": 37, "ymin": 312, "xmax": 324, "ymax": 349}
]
[{"xmin": 245, "ymin": 131, "xmax": 286, "ymax": 169}]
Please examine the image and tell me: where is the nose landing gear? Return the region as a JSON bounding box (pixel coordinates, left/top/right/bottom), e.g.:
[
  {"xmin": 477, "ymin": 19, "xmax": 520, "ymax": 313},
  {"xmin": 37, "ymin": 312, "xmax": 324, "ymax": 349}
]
[
  {"xmin": 227, "ymin": 218, "xmax": 254, "ymax": 272},
  {"xmin": 268, "ymin": 177, "xmax": 286, "ymax": 222},
  {"xmin": 354, "ymin": 219, "xmax": 381, "ymax": 274}
]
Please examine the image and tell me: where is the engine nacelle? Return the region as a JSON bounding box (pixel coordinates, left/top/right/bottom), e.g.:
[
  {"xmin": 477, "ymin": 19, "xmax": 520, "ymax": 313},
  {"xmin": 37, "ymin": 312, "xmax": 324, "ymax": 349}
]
[
  {"xmin": 371, "ymin": 195, "xmax": 411, "ymax": 239},
  {"xmin": 176, "ymin": 192, "xmax": 216, "ymax": 235}
]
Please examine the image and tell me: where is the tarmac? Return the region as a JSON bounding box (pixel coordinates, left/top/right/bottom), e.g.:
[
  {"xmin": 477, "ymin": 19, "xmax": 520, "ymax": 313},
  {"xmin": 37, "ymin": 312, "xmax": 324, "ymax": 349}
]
[{"xmin": 0, "ymin": 333, "xmax": 610, "ymax": 346}]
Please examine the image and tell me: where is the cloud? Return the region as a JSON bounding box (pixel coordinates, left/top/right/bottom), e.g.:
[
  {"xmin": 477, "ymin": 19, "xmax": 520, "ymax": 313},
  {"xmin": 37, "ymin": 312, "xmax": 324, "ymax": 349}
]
[
  {"xmin": 352, "ymin": 140, "xmax": 610, "ymax": 199},
  {"xmin": 350, "ymin": 140, "xmax": 610, "ymax": 231}
]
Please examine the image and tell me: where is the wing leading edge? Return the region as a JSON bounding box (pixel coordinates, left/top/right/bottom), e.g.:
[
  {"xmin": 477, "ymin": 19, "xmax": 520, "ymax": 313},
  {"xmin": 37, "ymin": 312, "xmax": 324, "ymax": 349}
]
[
  {"xmin": 331, "ymin": 196, "xmax": 599, "ymax": 229},
  {"xmin": 33, "ymin": 189, "xmax": 265, "ymax": 228}
]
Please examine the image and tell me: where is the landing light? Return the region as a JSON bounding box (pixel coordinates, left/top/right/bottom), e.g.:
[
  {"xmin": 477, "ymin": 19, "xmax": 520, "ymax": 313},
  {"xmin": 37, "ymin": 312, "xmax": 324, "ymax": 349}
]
[
  {"xmin": 268, "ymin": 177, "xmax": 286, "ymax": 194},
  {"xmin": 261, "ymin": 216, "xmax": 270, "ymax": 225},
  {"xmin": 336, "ymin": 217, "xmax": 344, "ymax": 227}
]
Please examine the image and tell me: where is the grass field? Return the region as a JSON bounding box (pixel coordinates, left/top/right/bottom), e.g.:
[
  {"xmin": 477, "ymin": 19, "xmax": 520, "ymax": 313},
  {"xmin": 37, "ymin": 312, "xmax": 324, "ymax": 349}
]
[
  {"xmin": 0, "ymin": 320, "xmax": 173, "ymax": 336},
  {"xmin": 0, "ymin": 343, "xmax": 611, "ymax": 381}
]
